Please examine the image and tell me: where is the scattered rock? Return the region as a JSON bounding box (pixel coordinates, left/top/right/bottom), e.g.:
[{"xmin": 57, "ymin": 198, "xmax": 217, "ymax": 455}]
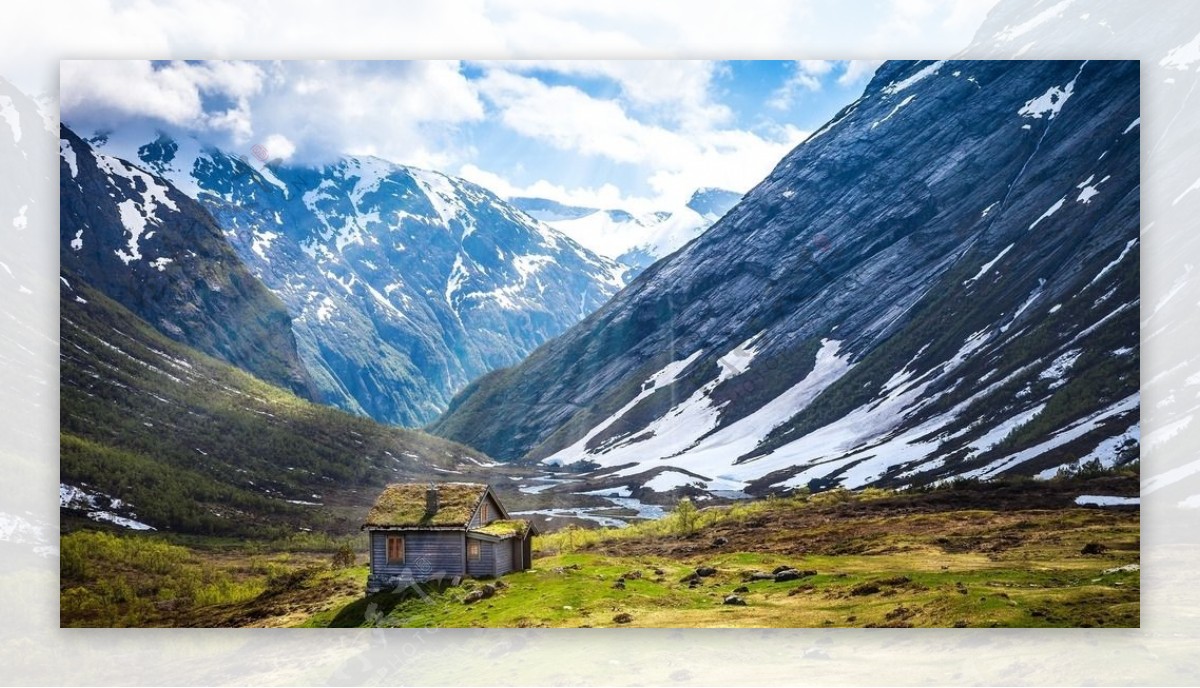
[
  {"xmin": 953, "ymin": 620, "xmax": 968, "ymax": 628},
  {"xmin": 653, "ymin": 568, "xmax": 665, "ymax": 576},
  {"xmin": 712, "ymin": 537, "xmax": 728, "ymax": 547},
  {"xmin": 462, "ymin": 591, "xmax": 485, "ymax": 604},
  {"xmin": 696, "ymin": 566, "xmax": 718, "ymax": 577},
  {"xmin": 744, "ymin": 570, "xmax": 775, "ymax": 581},
  {"xmin": 480, "ymin": 584, "xmax": 496, "ymax": 599},
  {"xmin": 1031, "ymin": 608, "xmax": 1049, "ymax": 618},
  {"xmin": 772, "ymin": 565, "xmax": 792, "ymax": 574},
  {"xmin": 1081, "ymin": 542, "xmax": 1108, "ymax": 555},
  {"xmin": 624, "ymin": 570, "xmax": 643, "ymax": 580},
  {"xmin": 688, "ymin": 579, "xmax": 701, "ymax": 589},
  {"xmin": 773, "ymin": 569, "xmax": 815, "ymax": 582},
  {"xmin": 885, "ymin": 606, "xmax": 912, "ymax": 621},
  {"xmin": 680, "ymin": 572, "xmax": 700, "ymax": 583},
  {"xmin": 723, "ymin": 594, "xmax": 747, "ymax": 606},
  {"xmin": 613, "ymin": 579, "xmax": 626, "ymax": 590},
  {"xmin": 494, "ymin": 580, "xmax": 508, "ymax": 589},
  {"xmin": 850, "ymin": 583, "xmax": 881, "ymax": 596},
  {"xmin": 733, "ymin": 585, "xmax": 749, "ymax": 594},
  {"xmin": 877, "ymin": 576, "xmax": 910, "ymax": 586},
  {"xmin": 613, "ymin": 612, "xmax": 633, "ymax": 624}
]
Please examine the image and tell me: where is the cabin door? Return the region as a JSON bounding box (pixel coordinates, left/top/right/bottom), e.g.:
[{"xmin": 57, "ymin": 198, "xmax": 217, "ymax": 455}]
[{"xmin": 512, "ymin": 537, "xmax": 523, "ymax": 570}]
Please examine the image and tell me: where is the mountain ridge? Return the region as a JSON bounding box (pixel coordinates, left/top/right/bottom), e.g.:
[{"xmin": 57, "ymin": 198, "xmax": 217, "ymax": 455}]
[
  {"xmin": 430, "ymin": 60, "xmax": 1140, "ymax": 497},
  {"xmin": 88, "ymin": 132, "xmax": 628, "ymax": 426}
]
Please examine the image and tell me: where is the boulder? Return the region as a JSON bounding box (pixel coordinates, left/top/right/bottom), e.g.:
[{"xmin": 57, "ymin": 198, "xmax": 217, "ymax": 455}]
[
  {"xmin": 462, "ymin": 591, "xmax": 485, "ymax": 604},
  {"xmin": 723, "ymin": 595, "xmax": 747, "ymax": 606},
  {"xmin": 696, "ymin": 566, "xmax": 718, "ymax": 578},
  {"xmin": 713, "ymin": 537, "xmax": 728, "ymax": 547},
  {"xmin": 733, "ymin": 585, "xmax": 749, "ymax": 594},
  {"xmin": 613, "ymin": 612, "xmax": 633, "ymax": 624},
  {"xmin": 850, "ymin": 583, "xmax": 881, "ymax": 596}
]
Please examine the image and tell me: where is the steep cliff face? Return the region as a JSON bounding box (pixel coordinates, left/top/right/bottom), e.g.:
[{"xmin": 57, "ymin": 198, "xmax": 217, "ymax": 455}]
[
  {"xmin": 112, "ymin": 138, "xmax": 626, "ymax": 426},
  {"xmin": 431, "ymin": 60, "xmax": 1139, "ymax": 494},
  {"xmin": 59, "ymin": 125, "xmax": 318, "ymax": 399}
]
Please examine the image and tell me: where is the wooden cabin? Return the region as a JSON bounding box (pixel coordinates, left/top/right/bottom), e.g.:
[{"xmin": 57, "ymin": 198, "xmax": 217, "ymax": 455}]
[{"xmin": 362, "ymin": 482, "xmax": 536, "ymax": 593}]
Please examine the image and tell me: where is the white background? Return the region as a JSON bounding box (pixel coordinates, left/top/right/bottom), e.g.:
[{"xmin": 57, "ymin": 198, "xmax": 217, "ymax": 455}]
[{"xmin": 2, "ymin": 0, "xmax": 1198, "ymax": 684}]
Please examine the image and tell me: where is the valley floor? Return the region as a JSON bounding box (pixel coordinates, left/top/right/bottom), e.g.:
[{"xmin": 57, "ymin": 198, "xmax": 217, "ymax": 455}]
[{"xmin": 60, "ymin": 476, "xmax": 1139, "ymax": 629}]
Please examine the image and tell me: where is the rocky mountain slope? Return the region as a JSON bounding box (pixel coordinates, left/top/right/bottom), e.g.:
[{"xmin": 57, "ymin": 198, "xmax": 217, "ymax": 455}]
[
  {"xmin": 59, "ymin": 272, "xmax": 505, "ymax": 537},
  {"xmin": 431, "ymin": 60, "xmax": 1140, "ymax": 496},
  {"xmin": 59, "ymin": 126, "xmax": 318, "ymax": 399},
  {"xmin": 512, "ymin": 187, "xmax": 742, "ymax": 277},
  {"xmin": 102, "ymin": 135, "xmax": 625, "ymax": 426}
]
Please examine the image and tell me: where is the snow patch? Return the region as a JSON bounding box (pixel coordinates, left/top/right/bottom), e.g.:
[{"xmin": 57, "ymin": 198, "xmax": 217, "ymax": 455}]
[
  {"xmin": 964, "ymin": 244, "xmax": 1013, "ymax": 285},
  {"xmin": 872, "ymin": 94, "xmax": 916, "ymax": 129},
  {"xmin": 1075, "ymin": 174, "xmax": 1111, "ymax": 204},
  {"xmin": 1075, "ymin": 495, "xmax": 1139, "ymax": 507},
  {"xmin": 644, "ymin": 471, "xmax": 704, "ymax": 492},
  {"xmin": 881, "ymin": 61, "xmax": 946, "ymax": 96},
  {"xmin": 1029, "ymin": 197, "xmax": 1066, "ymax": 230},
  {"xmin": 60, "ymin": 138, "xmax": 78, "ymax": 177},
  {"xmin": 1088, "ymin": 238, "xmax": 1138, "ymax": 288}
]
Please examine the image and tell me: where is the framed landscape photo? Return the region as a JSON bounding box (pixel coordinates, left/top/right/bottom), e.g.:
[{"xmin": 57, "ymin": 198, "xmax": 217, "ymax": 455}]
[{"xmin": 58, "ymin": 59, "xmax": 1139, "ymax": 628}]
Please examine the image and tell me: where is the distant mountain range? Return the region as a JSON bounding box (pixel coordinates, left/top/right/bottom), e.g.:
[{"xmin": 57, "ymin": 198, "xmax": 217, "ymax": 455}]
[
  {"xmin": 74, "ymin": 129, "xmax": 627, "ymax": 426},
  {"xmin": 511, "ymin": 187, "xmax": 742, "ymax": 277},
  {"xmin": 432, "ymin": 60, "xmax": 1140, "ymax": 497}
]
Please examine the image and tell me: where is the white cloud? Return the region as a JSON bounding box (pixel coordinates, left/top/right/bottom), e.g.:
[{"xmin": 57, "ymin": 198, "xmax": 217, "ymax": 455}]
[
  {"xmin": 838, "ymin": 60, "xmax": 885, "ymax": 86},
  {"xmin": 248, "ymin": 60, "xmax": 484, "ymax": 166},
  {"xmin": 261, "ymin": 133, "xmax": 296, "ymax": 162},
  {"xmin": 474, "ymin": 60, "xmax": 731, "ymax": 131},
  {"xmin": 61, "ymin": 60, "xmax": 485, "ymax": 167},
  {"xmin": 459, "ymin": 163, "xmax": 629, "ymax": 210},
  {"xmin": 768, "ymin": 60, "xmax": 842, "ymax": 110},
  {"xmin": 468, "ymin": 67, "xmax": 809, "ymax": 211},
  {"xmin": 60, "ymin": 60, "xmax": 264, "ymax": 141}
]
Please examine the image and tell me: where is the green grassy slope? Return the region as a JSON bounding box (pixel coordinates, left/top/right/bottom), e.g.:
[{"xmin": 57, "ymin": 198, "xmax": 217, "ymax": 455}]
[
  {"xmin": 60, "ymin": 273, "xmax": 503, "ymax": 538},
  {"xmin": 320, "ymin": 477, "xmax": 1139, "ymax": 629}
]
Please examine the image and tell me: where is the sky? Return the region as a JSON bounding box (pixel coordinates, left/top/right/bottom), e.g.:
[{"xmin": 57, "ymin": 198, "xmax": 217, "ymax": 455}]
[{"xmin": 60, "ymin": 59, "xmax": 884, "ymax": 213}]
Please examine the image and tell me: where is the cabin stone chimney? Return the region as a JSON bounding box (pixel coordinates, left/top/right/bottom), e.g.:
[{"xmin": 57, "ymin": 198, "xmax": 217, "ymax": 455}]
[{"xmin": 425, "ymin": 482, "xmax": 439, "ymax": 515}]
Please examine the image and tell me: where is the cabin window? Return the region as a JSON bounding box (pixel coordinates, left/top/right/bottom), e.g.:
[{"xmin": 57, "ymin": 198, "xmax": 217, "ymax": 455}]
[
  {"xmin": 386, "ymin": 535, "xmax": 405, "ymax": 564},
  {"xmin": 467, "ymin": 539, "xmax": 481, "ymax": 561},
  {"xmin": 479, "ymin": 501, "xmax": 490, "ymax": 523}
]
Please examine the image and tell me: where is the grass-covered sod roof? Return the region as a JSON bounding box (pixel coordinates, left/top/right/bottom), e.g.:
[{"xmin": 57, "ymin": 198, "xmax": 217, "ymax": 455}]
[
  {"xmin": 363, "ymin": 482, "xmax": 488, "ymax": 528},
  {"xmin": 471, "ymin": 519, "xmax": 530, "ymax": 538}
]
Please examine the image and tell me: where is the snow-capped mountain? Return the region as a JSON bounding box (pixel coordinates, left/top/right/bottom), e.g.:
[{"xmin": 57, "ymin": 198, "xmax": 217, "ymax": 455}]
[
  {"xmin": 59, "ymin": 125, "xmax": 318, "ymax": 398},
  {"xmin": 431, "ymin": 60, "xmax": 1140, "ymax": 497},
  {"xmin": 98, "ymin": 133, "xmax": 626, "ymax": 426},
  {"xmin": 511, "ymin": 187, "xmax": 741, "ymax": 277}
]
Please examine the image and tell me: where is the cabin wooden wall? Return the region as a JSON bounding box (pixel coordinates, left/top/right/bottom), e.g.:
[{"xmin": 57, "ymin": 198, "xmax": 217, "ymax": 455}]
[
  {"xmin": 368, "ymin": 530, "xmax": 465, "ymax": 590},
  {"xmin": 465, "ymin": 537, "xmax": 494, "ymax": 577},
  {"xmin": 468, "ymin": 492, "xmax": 504, "ymax": 528}
]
